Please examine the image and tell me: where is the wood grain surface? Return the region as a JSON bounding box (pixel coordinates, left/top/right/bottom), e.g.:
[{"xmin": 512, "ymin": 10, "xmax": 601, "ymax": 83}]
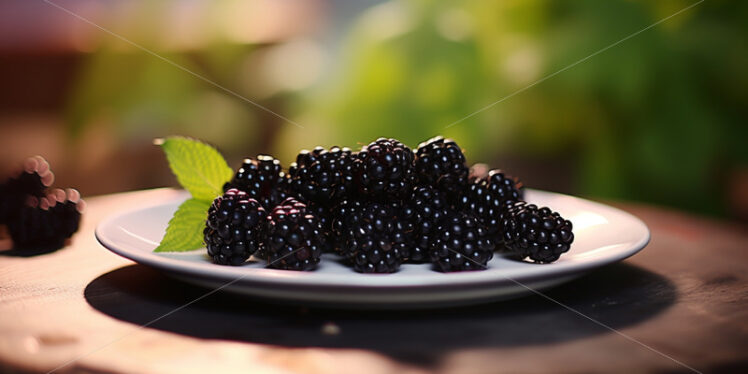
[{"xmin": 0, "ymin": 189, "xmax": 746, "ymax": 374}]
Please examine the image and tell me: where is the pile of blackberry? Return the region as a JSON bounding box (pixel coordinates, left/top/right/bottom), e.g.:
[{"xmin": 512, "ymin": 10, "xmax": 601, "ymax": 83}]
[
  {"xmin": 0, "ymin": 156, "xmax": 84, "ymax": 251},
  {"xmin": 207, "ymin": 136, "xmax": 573, "ymax": 272}
]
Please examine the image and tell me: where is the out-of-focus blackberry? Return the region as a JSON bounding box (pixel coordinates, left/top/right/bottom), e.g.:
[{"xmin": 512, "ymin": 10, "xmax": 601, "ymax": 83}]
[
  {"xmin": 414, "ymin": 136, "xmax": 468, "ymax": 196},
  {"xmin": 404, "ymin": 186, "xmax": 449, "ymax": 263},
  {"xmin": 335, "ymin": 200, "xmax": 409, "ymax": 273},
  {"xmin": 1, "ymin": 156, "xmax": 54, "ymax": 224},
  {"xmin": 430, "ymin": 211, "xmax": 495, "ymax": 272},
  {"xmin": 204, "ymin": 189, "xmax": 267, "ymax": 266},
  {"xmin": 289, "ymin": 146, "xmax": 356, "ymax": 206},
  {"xmin": 456, "ymin": 169, "xmax": 524, "ymax": 241},
  {"xmin": 223, "ymin": 155, "xmax": 290, "ymax": 209},
  {"xmin": 355, "ymin": 138, "xmax": 415, "ymax": 200},
  {"xmin": 7, "ymin": 189, "xmax": 84, "ymax": 250},
  {"xmin": 500, "ymin": 202, "xmax": 574, "ymax": 263},
  {"xmin": 264, "ymin": 197, "xmax": 324, "ymax": 271}
]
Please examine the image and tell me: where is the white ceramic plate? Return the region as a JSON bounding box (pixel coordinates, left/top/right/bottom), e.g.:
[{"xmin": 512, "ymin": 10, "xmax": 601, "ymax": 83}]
[{"xmin": 95, "ymin": 190, "xmax": 649, "ymax": 308}]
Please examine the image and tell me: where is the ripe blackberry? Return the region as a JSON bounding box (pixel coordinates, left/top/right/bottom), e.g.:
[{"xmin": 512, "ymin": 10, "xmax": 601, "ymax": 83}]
[
  {"xmin": 223, "ymin": 155, "xmax": 290, "ymax": 209},
  {"xmin": 289, "ymin": 146, "xmax": 356, "ymax": 206},
  {"xmin": 204, "ymin": 189, "xmax": 267, "ymax": 266},
  {"xmin": 355, "ymin": 138, "xmax": 415, "ymax": 200},
  {"xmin": 404, "ymin": 186, "xmax": 449, "ymax": 262},
  {"xmin": 456, "ymin": 169, "xmax": 524, "ymax": 241},
  {"xmin": 7, "ymin": 189, "xmax": 84, "ymax": 250},
  {"xmin": 414, "ymin": 136, "xmax": 468, "ymax": 196},
  {"xmin": 1, "ymin": 156, "xmax": 54, "ymax": 224},
  {"xmin": 264, "ymin": 197, "xmax": 324, "ymax": 271},
  {"xmin": 430, "ymin": 211, "xmax": 495, "ymax": 272},
  {"xmin": 500, "ymin": 202, "xmax": 574, "ymax": 263},
  {"xmin": 335, "ymin": 200, "xmax": 409, "ymax": 273}
]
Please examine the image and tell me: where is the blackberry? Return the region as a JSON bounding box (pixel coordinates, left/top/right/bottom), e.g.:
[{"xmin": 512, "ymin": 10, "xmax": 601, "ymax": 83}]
[
  {"xmin": 404, "ymin": 186, "xmax": 449, "ymax": 262},
  {"xmin": 430, "ymin": 211, "xmax": 495, "ymax": 272},
  {"xmin": 223, "ymin": 155, "xmax": 290, "ymax": 209},
  {"xmin": 7, "ymin": 189, "xmax": 84, "ymax": 250},
  {"xmin": 334, "ymin": 200, "xmax": 409, "ymax": 273},
  {"xmin": 414, "ymin": 136, "xmax": 468, "ymax": 196},
  {"xmin": 456, "ymin": 169, "xmax": 524, "ymax": 241},
  {"xmin": 355, "ymin": 138, "xmax": 415, "ymax": 200},
  {"xmin": 289, "ymin": 146, "xmax": 356, "ymax": 206},
  {"xmin": 1, "ymin": 156, "xmax": 54, "ymax": 224},
  {"xmin": 264, "ymin": 197, "xmax": 324, "ymax": 271},
  {"xmin": 204, "ymin": 189, "xmax": 267, "ymax": 266},
  {"xmin": 500, "ymin": 202, "xmax": 574, "ymax": 263}
]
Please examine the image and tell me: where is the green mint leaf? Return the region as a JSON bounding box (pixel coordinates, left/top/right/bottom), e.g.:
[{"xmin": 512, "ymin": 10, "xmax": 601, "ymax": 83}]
[
  {"xmin": 154, "ymin": 198, "xmax": 211, "ymax": 252},
  {"xmin": 156, "ymin": 136, "xmax": 232, "ymax": 201}
]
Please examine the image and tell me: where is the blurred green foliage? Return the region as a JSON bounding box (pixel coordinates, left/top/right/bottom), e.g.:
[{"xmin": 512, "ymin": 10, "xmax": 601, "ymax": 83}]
[
  {"xmin": 67, "ymin": 0, "xmax": 747, "ymax": 216},
  {"xmin": 280, "ymin": 0, "xmax": 748, "ymax": 216}
]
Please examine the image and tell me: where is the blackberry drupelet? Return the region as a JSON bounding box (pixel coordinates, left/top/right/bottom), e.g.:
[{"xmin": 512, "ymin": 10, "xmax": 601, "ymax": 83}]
[
  {"xmin": 335, "ymin": 200, "xmax": 409, "ymax": 273},
  {"xmin": 500, "ymin": 202, "xmax": 574, "ymax": 263},
  {"xmin": 405, "ymin": 186, "xmax": 449, "ymax": 262},
  {"xmin": 204, "ymin": 189, "xmax": 267, "ymax": 266},
  {"xmin": 414, "ymin": 136, "xmax": 468, "ymax": 196},
  {"xmin": 430, "ymin": 211, "xmax": 495, "ymax": 272},
  {"xmin": 264, "ymin": 197, "xmax": 325, "ymax": 271},
  {"xmin": 223, "ymin": 155, "xmax": 290, "ymax": 209},
  {"xmin": 289, "ymin": 146, "xmax": 356, "ymax": 206},
  {"xmin": 355, "ymin": 138, "xmax": 415, "ymax": 200},
  {"xmin": 456, "ymin": 169, "xmax": 524, "ymax": 241},
  {"xmin": 7, "ymin": 189, "xmax": 84, "ymax": 250}
]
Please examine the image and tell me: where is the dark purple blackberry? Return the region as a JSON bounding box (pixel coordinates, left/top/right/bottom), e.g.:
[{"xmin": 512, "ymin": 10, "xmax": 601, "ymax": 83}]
[
  {"xmin": 6, "ymin": 189, "xmax": 84, "ymax": 250},
  {"xmin": 289, "ymin": 146, "xmax": 356, "ymax": 206},
  {"xmin": 223, "ymin": 155, "xmax": 290, "ymax": 209},
  {"xmin": 334, "ymin": 200, "xmax": 409, "ymax": 273},
  {"xmin": 500, "ymin": 202, "xmax": 574, "ymax": 263},
  {"xmin": 404, "ymin": 186, "xmax": 449, "ymax": 263},
  {"xmin": 355, "ymin": 138, "xmax": 415, "ymax": 200},
  {"xmin": 456, "ymin": 169, "xmax": 524, "ymax": 241},
  {"xmin": 264, "ymin": 198, "xmax": 324, "ymax": 271},
  {"xmin": 1, "ymin": 156, "xmax": 54, "ymax": 224},
  {"xmin": 204, "ymin": 189, "xmax": 267, "ymax": 266},
  {"xmin": 414, "ymin": 136, "xmax": 468, "ymax": 196},
  {"xmin": 430, "ymin": 211, "xmax": 495, "ymax": 272}
]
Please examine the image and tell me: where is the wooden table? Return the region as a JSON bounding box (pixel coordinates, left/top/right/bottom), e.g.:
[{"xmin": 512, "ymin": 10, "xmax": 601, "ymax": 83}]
[{"xmin": 1, "ymin": 189, "xmax": 746, "ymax": 374}]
